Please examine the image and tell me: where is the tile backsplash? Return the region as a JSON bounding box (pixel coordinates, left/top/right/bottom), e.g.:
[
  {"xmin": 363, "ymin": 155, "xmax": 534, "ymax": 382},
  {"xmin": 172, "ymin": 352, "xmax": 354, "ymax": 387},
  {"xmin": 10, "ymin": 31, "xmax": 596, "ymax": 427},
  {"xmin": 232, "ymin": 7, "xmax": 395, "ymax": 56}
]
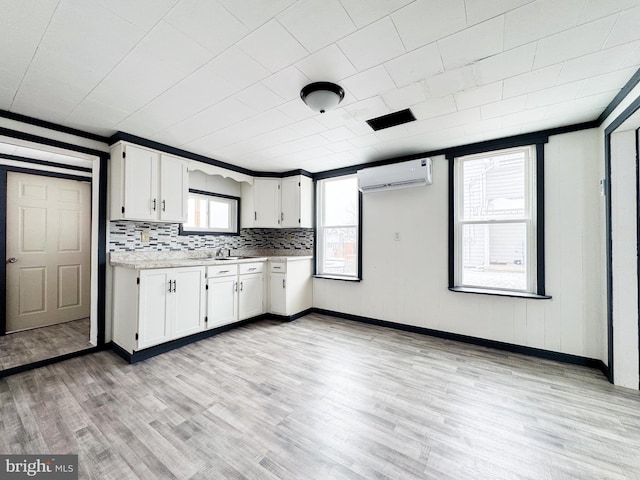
[{"xmin": 109, "ymin": 221, "xmax": 314, "ymax": 253}]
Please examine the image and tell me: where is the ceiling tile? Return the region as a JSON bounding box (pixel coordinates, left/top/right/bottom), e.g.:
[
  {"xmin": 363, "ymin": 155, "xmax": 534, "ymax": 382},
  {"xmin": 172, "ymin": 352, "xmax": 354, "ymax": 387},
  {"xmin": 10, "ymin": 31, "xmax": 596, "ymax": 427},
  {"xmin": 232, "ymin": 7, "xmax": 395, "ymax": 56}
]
[
  {"xmin": 473, "ymin": 43, "xmax": 536, "ymax": 85},
  {"xmin": 287, "ymin": 117, "xmax": 328, "ymax": 136},
  {"xmin": 66, "ymin": 99, "xmax": 130, "ymax": 131},
  {"xmin": 382, "ymin": 82, "xmax": 427, "ymax": 110},
  {"xmin": 463, "ymin": 0, "xmax": 533, "ymax": 26},
  {"xmin": 262, "ymin": 66, "xmax": 311, "ymax": 100},
  {"xmin": 235, "ymin": 83, "xmax": 286, "ymax": 112},
  {"xmin": 578, "ymin": 0, "xmax": 640, "ymax": 24},
  {"xmin": 454, "ymin": 82, "xmax": 503, "ymax": 110},
  {"xmin": 89, "ymin": 20, "xmax": 213, "ymax": 112},
  {"xmin": 533, "ymin": 15, "xmax": 617, "ymax": 69},
  {"xmin": 321, "ymin": 126, "xmax": 355, "ymax": 143},
  {"xmin": 604, "ymin": 5, "xmax": 640, "ymax": 48},
  {"xmin": 337, "ymin": 18, "xmax": 405, "ymax": 71},
  {"xmin": 440, "ymin": 107, "xmax": 482, "ymax": 128},
  {"xmin": 411, "ymin": 96, "xmax": 458, "ymax": 120},
  {"xmin": 577, "ymin": 67, "xmax": 639, "ymax": 98},
  {"xmin": 237, "ymin": 20, "xmax": 308, "ymax": 72},
  {"xmin": 544, "ymin": 91, "xmax": 615, "ymax": 118},
  {"xmin": 13, "ymin": 70, "xmax": 88, "ymax": 120},
  {"xmin": 295, "ymin": 45, "xmax": 357, "ymax": 83},
  {"xmin": 438, "ymin": 16, "xmax": 505, "ymax": 70},
  {"xmin": 162, "ymin": 98, "xmax": 257, "ymax": 145},
  {"xmin": 344, "ymin": 96, "xmax": 390, "ymax": 121},
  {"xmin": 502, "ymin": 64, "xmax": 562, "ymax": 98},
  {"xmin": 480, "ymin": 95, "xmax": 527, "ymax": 119},
  {"xmin": 504, "ymin": 0, "xmax": 586, "ymax": 49},
  {"xmin": 392, "ymin": 0, "xmax": 467, "ymax": 51},
  {"xmin": 525, "ymin": 82, "xmax": 582, "ymax": 109},
  {"xmin": 342, "ymin": 66, "xmax": 396, "ymax": 100},
  {"xmin": 326, "ymin": 140, "xmax": 356, "ymax": 153},
  {"xmin": 384, "ymin": 43, "xmax": 444, "ymax": 87},
  {"xmin": 96, "ymin": 0, "xmax": 177, "ymax": 29},
  {"xmin": 217, "ymin": 0, "xmax": 297, "ymax": 30},
  {"xmin": 315, "ymin": 107, "xmax": 356, "ymax": 128},
  {"xmin": 164, "ymin": 0, "xmax": 249, "ymax": 55},
  {"xmin": 278, "ymin": 98, "xmax": 318, "ymax": 121},
  {"xmin": 623, "ymin": 41, "xmax": 640, "ymax": 68},
  {"xmin": 340, "ymin": 0, "xmax": 414, "ymax": 28},
  {"xmin": 426, "ymin": 66, "xmax": 477, "ymax": 97},
  {"xmin": 556, "ymin": 43, "xmax": 638, "ymax": 84},
  {"xmin": 0, "ymin": 86, "xmax": 14, "ymax": 110},
  {"xmin": 0, "ymin": 0, "xmax": 59, "ymax": 74},
  {"xmin": 277, "ymin": 0, "xmax": 356, "ymax": 52}
]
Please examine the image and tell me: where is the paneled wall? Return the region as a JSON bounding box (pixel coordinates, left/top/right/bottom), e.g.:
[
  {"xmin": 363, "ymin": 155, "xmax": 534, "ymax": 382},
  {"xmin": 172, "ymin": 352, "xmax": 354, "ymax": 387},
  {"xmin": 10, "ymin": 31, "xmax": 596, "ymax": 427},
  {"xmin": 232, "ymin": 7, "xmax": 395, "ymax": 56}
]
[{"xmin": 314, "ymin": 129, "xmax": 607, "ymax": 362}]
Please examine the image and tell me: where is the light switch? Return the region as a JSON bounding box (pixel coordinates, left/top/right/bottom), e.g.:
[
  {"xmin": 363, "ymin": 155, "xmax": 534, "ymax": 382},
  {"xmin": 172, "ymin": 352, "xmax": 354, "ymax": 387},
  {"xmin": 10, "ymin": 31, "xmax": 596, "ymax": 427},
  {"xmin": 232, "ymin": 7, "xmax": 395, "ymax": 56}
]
[
  {"xmin": 394, "ymin": 232, "xmax": 400, "ymax": 241},
  {"xmin": 141, "ymin": 230, "xmax": 150, "ymax": 243}
]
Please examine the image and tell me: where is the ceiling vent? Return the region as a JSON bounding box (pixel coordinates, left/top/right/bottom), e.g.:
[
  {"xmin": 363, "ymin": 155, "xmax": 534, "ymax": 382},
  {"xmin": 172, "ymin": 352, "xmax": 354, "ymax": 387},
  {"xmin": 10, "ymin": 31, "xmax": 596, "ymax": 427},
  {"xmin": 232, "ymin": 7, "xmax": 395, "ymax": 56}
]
[{"xmin": 366, "ymin": 108, "xmax": 416, "ymax": 131}]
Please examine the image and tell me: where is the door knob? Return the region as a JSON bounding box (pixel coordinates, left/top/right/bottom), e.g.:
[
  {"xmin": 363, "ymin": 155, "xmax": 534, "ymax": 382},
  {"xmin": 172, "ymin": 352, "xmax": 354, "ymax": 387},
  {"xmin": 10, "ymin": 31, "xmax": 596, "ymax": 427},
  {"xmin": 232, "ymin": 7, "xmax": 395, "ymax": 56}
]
[{"xmin": 6, "ymin": 257, "xmax": 17, "ymax": 264}]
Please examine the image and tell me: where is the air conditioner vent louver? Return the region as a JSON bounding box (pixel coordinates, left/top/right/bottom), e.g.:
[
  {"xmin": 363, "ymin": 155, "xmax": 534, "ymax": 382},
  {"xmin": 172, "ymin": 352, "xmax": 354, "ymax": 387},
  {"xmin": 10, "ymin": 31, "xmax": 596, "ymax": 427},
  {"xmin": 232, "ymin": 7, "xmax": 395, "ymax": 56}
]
[{"xmin": 357, "ymin": 158, "xmax": 432, "ymax": 193}]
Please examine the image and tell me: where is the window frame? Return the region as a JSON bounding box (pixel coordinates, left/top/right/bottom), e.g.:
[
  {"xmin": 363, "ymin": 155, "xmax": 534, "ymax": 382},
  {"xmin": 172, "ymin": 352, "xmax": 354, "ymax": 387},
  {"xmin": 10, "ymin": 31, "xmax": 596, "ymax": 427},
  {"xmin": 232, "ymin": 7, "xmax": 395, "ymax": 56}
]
[
  {"xmin": 314, "ymin": 174, "xmax": 362, "ymax": 281},
  {"xmin": 179, "ymin": 188, "xmax": 240, "ymax": 236},
  {"xmin": 448, "ymin": 142, "xmax": 550, "ymax": 299}
]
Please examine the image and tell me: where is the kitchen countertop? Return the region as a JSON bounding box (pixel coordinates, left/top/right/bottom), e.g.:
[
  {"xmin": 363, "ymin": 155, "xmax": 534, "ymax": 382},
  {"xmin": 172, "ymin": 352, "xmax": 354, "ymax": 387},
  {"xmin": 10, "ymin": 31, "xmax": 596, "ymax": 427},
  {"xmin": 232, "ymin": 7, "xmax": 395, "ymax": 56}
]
[{"xmin": 109, "ymin": 253, "xmax": 313, "ymax": 270}]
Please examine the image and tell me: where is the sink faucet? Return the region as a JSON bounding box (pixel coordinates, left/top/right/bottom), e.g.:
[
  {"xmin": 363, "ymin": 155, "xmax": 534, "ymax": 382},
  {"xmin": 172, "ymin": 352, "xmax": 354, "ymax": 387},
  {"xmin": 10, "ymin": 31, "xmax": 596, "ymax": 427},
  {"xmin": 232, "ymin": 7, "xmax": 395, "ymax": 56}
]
[{"xmin": 216, "ymin": 248, "xmax": 225, "ymax": 258}]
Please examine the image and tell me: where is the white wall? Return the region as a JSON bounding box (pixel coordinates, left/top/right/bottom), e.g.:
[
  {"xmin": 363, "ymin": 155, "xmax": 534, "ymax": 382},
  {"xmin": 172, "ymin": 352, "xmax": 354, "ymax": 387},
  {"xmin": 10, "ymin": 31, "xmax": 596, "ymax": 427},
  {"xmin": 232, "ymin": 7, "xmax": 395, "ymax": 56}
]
[
  {"xmin": 610, "ymin": 129, "xmax": 640, "ymax": 388},
  {"xmin": 314, "ymin": 129, "xmax": 607, "ymax": 362}
]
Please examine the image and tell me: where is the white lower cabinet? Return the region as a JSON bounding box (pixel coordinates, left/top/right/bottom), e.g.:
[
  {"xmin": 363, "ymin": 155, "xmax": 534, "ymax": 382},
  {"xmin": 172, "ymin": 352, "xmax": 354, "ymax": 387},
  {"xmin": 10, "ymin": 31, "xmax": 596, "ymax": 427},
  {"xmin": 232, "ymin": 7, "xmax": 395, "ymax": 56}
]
[
  {"xmin": 268, "ymin": 259, "xmax": 313, "ymax": 316},
  {"xmin": 112, "ymin": 265, "xmax": 206, "ymax": 354},
  {"xmin": 207, "ymin": 262, "xmax": 265, "ymax": 328}
]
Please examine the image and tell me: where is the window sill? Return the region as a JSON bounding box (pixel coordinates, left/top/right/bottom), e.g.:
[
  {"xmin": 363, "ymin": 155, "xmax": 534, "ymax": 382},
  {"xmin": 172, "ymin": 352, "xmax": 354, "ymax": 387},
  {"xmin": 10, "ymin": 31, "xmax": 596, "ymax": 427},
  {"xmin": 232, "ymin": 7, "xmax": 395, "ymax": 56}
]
[
  {"xmin": 449, "ymin": 286, "xmax": 551, "ymax": 300},
  {"xmin": 313, "ymin": 275, "xmax": 361, "ymax": 282}
]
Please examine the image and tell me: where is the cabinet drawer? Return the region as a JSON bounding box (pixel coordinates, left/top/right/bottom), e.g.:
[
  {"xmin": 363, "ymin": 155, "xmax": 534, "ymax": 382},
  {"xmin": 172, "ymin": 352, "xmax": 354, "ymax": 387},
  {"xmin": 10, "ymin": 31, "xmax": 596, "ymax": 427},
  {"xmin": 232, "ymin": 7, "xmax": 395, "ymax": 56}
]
[
  {"xmin": 269, "ymin": 262, "xmax": 287, "ymax": 273},
  {"xmin": 239, "ymin": 262, "xmax": 264, "ymax": 274},
  {"xmin": 207, "ymin": 264, "xmax": 238, "ymax": 277}
]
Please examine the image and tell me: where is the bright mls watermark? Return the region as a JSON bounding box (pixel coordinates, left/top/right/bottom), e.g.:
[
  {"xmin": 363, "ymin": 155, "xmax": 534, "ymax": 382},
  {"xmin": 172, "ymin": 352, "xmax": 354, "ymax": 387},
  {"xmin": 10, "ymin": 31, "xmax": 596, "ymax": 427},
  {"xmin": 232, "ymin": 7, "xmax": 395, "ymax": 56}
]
[{"xmin": 0, "ymin": 455, "xmax": 77, "ymax": 479}]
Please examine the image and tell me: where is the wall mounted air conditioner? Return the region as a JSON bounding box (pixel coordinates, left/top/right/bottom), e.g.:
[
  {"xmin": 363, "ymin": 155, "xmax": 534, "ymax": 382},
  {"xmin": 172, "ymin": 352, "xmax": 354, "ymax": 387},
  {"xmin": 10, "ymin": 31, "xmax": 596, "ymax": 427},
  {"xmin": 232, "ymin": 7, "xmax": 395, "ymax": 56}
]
[{"xmin": 357, "ymin": 158, "xmax": 432, "ymax": 193}]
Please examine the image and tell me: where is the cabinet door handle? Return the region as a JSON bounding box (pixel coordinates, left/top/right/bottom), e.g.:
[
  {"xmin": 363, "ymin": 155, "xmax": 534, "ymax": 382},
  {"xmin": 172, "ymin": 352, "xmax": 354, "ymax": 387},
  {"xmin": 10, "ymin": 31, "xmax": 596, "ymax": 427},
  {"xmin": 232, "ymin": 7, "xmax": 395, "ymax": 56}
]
[
  {"xmin": 240, "ymin": 281, "xmax": 243, "ymax": 292},
  {"xmin": 282, "ymin": 279, "xmax": 286, "ymax": 289},
  {"xmin": 281, "ymin": 212, "xmax": 284, "ymax": 221},
  {"xmin": 248, "ymin": 267, "xmax": 256, "ymax": 271},
  {"xmin": 173, "ymin": 280, "xmax": 177, "ymax": 292},
  {"xmin": 162, "ymin": 200, "xmax": 166, "ymax": 211},
  {"xmin": 234, "ymin": 281, "xmax": 238, "ymax": 292},
  {"xmin": 218, "ymin": 270, "xmax": 229, "ymax": 274},
  {"xmin": 153, "ymin": 199, "xmax": 157, "ymax": 211},
  {"xmin": 168, "ymin": 280, "xmax": 173, "ymax": 293},
  {"xmin": 254, "ymin": 211, "xmax": 257, "ymax": 221}
]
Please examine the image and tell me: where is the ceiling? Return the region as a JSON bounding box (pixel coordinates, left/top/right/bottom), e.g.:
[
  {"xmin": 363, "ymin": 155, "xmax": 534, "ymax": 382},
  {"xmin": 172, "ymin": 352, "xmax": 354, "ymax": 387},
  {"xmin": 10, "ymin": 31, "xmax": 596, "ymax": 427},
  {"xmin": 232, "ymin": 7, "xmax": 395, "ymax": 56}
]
[{"xmin": 3, "ymin": 0, "xmax": 640, "ymax": 173}]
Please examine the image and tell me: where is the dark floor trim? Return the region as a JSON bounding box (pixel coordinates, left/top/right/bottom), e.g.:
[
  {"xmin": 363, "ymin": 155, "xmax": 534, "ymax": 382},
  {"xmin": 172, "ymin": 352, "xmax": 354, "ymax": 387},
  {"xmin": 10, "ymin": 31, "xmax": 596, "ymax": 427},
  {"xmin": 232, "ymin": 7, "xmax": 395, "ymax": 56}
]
[
  {"xmin": 312, "ymin": 308, "xmax": 610, "ymax": 378},
  {"xmin": 266, "ymin": 308, "xmax": 314, "ymax": 322},
  {"xmin": 0, "ymin": 345, "xmax": 106, "ymax": 378},
  {"xmin": 113, "ymin": 315, "xmax": 269, "ymax": 364},
  {"xmin": 0, "ymin": 109, "xmax": 109, "ymax": 143}
]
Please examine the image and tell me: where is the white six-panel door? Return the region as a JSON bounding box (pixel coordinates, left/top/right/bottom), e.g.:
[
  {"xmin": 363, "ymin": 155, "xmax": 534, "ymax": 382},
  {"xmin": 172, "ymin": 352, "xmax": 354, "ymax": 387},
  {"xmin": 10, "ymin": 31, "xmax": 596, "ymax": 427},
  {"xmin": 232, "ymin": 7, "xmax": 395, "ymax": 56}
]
[{"xmin": 6, "ymin": 172, "xmax": 91, "ymax": 332}]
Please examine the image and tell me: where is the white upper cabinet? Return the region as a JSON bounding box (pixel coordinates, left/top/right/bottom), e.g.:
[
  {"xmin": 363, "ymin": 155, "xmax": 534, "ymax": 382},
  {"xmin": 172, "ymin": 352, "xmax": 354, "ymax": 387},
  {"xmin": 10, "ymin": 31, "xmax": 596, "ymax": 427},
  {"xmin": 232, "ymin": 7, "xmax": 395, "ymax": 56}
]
[
  {"xmin": 241, "ymin": 175, "xmax": 313, "ymax": 229},
  {"xmin": 159, "ymin": 154, "xmax": 188, "ymax": 223},
  {"xmin": 254, "ymin": 178, "xmax": 281, "ymax": 228},
  {"xmin": 110, "ymin": 142, "xmax": 188, "ymax": 223},
  {"xmin": 281, "ymin": 175, "xmax": 313, "ymax": 228}
]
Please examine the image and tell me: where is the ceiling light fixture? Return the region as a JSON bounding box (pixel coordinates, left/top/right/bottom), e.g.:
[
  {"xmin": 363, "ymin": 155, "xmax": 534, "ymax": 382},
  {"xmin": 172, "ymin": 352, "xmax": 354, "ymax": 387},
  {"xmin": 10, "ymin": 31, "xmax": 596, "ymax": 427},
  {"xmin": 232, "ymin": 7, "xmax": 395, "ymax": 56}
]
[{"xmin": 300, "ymin": 82, "xmax": 344, "ymax": 114}]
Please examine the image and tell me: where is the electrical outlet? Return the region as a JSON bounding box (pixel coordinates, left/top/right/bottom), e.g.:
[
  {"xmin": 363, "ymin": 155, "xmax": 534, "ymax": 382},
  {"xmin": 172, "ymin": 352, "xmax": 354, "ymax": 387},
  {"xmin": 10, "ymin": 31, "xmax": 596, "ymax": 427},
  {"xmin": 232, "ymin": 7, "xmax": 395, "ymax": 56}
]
[
  {"xmin": 141, "ymin": 230, "xmax": 150, "ymax": 243},
  {"xmin": 394, "ymin": 232, "xmax": 400, "ymax": 241}
]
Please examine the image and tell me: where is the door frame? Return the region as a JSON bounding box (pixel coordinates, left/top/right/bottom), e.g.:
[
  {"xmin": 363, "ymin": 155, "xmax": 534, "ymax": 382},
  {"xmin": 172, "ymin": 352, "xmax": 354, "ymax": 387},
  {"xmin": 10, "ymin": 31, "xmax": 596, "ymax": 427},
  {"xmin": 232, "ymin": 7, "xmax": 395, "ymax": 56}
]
[{"xmin": 0, "ymin": 129, "xmax": 108, "ymax": 375}]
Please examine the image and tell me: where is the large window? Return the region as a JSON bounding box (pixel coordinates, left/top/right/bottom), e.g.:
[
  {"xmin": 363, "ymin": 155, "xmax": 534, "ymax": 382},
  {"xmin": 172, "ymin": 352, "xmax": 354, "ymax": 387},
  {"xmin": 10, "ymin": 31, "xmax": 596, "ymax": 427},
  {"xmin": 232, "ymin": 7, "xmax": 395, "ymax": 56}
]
[
  {"xmin": 181, "ymin": 190, "xmax": 239, "ymax": 235},
  {"xmin": 316, "ymin": 175, "xmax": 361, "ymax": 279},
  {"xmin": 452, "ymin": 145, "xmax": 543, "ymax": 295}
]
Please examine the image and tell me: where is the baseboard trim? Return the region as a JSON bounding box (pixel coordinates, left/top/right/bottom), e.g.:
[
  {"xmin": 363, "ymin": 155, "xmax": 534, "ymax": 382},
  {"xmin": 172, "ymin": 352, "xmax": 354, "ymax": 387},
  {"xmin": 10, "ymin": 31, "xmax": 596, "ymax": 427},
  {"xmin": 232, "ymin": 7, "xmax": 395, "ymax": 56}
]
[
  {"xmin": 0, "ymin": 345, "xmax": 107, "ymax": 378},
  {"xmin": 112, "ymin": 314, "xmax": 270, "ymax": 364},
  {"xmin": 266, "ymin": 308, "xmax": 314, "ymax": 322},
  {"xmin": 311, "ymin": 308, "xmax": 610, "ymax": 378}
]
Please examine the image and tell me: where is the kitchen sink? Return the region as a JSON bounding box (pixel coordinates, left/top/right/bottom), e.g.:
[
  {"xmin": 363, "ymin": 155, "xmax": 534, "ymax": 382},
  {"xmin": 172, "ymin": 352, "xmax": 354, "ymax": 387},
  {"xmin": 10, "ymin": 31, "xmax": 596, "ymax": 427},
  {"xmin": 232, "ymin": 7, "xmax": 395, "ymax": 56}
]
[{"xmin": 214, "ymin": 256, "xmax": 248, "ymax": 260}]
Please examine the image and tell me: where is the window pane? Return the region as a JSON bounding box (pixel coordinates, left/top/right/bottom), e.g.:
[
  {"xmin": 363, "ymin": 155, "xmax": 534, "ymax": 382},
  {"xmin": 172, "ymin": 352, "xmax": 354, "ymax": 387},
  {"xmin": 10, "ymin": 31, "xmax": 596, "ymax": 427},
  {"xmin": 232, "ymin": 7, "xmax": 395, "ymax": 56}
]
[
  {"xmin": 321, "ymin": 227, "xmax": 358, "ymax": 275},
  {"xmin": 187, "ymin": 197, "xmax": 209, "ymax": 228},
  {"xmin": 462, "ymin": 151, "xmax": 525, "ymax": 221},
  {"xmin": 209, "ymin": 200, "xmax": 230, "ymax": 229},
  {"xmin": 461, "ymin": 222, "xmax": 527, "ymax": 291},
  {"xmin": 323, "ymin": 176, "xmax": 358, "ymax": 226}
]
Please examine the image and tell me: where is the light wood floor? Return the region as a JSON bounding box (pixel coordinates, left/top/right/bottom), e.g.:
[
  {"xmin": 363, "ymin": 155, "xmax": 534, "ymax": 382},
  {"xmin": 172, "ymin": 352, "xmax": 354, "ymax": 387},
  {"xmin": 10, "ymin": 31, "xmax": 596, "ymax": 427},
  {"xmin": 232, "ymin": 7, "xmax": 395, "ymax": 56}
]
[
  {"xmin": 0, "ymin": 318, "xmax": 92, "ymax": 370},
  {"xmin": 1, "ymin": 313, "xmax": 639, "ymax": 479}
]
